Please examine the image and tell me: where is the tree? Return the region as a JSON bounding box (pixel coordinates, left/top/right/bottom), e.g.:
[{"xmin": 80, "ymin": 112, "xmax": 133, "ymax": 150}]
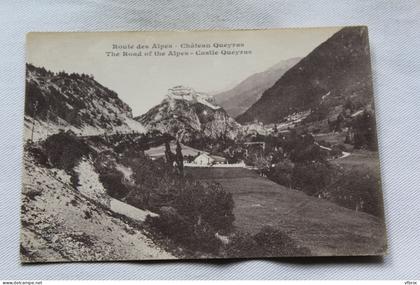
[
  {"xmin": 289, "ymin": 134, "xmax": 326, "ymax": 163},
  {"xmin": 255, "ymin": 156, "xmax": 270, "ymax": 176},
  {"xmin": 30, "ymin": 100, "xmax": 39, "ymax": 141},
  {"xmin": 269, "ymin": 159, "xmax": 294, "ymax": 188},
  {"xmin": 175, "ymin": 140, "xmax": 184, "ymax": 175},
  {"xmin": 291, "ymin": 161, "xmax": 333, "ymax": 196},
  {"xmin": 164, "ymin": 141, "xmax": 174, "ymax": 165},
  {"xmin": 352, "ymin": 110, "xmax": 378, "ymax": 151},
  {"xmin": 344, "ymin": 98, "xmax": 355, "ymax": 114},
  {"xmin": 273, "ymin": 124, "xmax": 278, "ymax": 134},
  {"xmin": 309, "ymin": 104, "xmax": 329, "ymax": 122},
  {"xmin": 325, "ymin": 169, "xmax": 383, "ymax": 217}
]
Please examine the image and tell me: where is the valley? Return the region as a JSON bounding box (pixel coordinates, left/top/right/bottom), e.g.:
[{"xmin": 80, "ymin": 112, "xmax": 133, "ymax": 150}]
[{"xmin": 21, "ymin": 26, "xmax": 386, "ymax": 261}]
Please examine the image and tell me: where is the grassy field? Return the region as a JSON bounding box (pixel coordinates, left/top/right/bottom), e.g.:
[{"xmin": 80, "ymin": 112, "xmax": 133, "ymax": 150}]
[
  {"xmin": 313, "ymin": 132, "xmax": 347, "ymax": 145},
  {"xmin": 333, "ymin": 149, "xmax": 381, "ymax": 176},
  {"xmin": 185, "ymin": 166, "xmax": 386, "ymax": 256},
  {"xmin": 314, "ymin": 131, "xmax": 381, "ymax": 178}
]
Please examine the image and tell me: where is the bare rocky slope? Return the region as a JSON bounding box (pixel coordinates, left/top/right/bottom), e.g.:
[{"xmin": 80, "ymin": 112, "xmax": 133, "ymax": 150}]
[
  {"xmin": 21, "ymin": 153, "xmax": 174, "ymax": 262},
  {"xmin": 25, "ymin": 64, "xmax": 145, "ymax": 141},
  {"xmin": 214, "ymin": 57, "xmax": 301, "ymax": 118}
]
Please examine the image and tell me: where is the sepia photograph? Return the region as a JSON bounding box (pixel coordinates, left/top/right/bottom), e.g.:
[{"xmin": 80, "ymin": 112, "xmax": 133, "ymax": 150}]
[{"xmin": 21, "ymin": 26, "xmax": 386, "ymax": 263}]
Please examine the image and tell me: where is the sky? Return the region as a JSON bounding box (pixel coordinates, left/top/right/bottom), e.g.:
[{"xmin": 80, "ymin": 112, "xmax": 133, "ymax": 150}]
[{"xmin": 27, "ymin": 27, "xmax": 340, "ymax": 116}]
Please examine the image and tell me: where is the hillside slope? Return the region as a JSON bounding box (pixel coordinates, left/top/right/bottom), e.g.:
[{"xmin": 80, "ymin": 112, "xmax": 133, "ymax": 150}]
[
  {"xmin": 21, "ymin": 154, "xmax": 174, "ymax": 263},
  {"xmin": 186, "ymin": 167, "xmax": 386, "ymax": 256},
  {"xmin": 25, "ymin": 64, "xmax": 145, "ymax": 141},
  {"xmin": 237, "ymin": 26, "xmax": 374, "ymax": 124},
  {"xmin": 215, "ymin": 58, "xmax": 300, "ymax": 118}
]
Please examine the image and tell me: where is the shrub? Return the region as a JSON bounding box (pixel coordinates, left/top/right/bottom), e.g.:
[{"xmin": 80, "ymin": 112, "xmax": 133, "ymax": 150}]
[
  {"xmin": 25, "ymin": 82, "xmax": 48, "ymax": 120},
  {"xmin": 26, "ymin": 131, "xmax": 90, "ymax": 188},
  {"xmin": 329, "ymin": 145, "xmax": 343, "ymax": 158},
  {"xmin": 268, "ymin": 159, "xmax": 294, "ymax": 188},
  {"xmin": 145, "ymin": 206, "xmax": 222, "ymax": 255},
  {"xmin": 291, "ymin": 161, "xmax": 333, "ymax": 196},
  {"xmin": 288, "ymin": 134, "xmax": 326, "ymax": 163},
  {"xmin": 25, "ymin": 142, "xmax": 48, "ymax": 166},
  {"xmin": 121, "ymin": 155, "xmax": 235, "ymax": 234},
  {"xmin": 254, "ymin": 156, "xmax": 271, "ymax": 175},
  {"xmin": 291, "ymin": 144, "xmax": 326, "ymax": 163},
  {"xmin": 325, "ymin": 169, "xmax": 383, "ymax": 217},
  {"xmin": 43, "ymin": 131, "xmax": 90, "ymax": 172},
  {"xmin": 224, "ymin": 232, "xmax": 260, "ymax": 258},
  {"xmin": 25, "ymin": 189, "xmax": 42, "ymax": 201},
  {"xmin": 98, "ymin": 171, "xmax": 130, "ymax": 199},
  {"xmin": 175, "ymin": 181, "xmax": 235, "ymax": 233},
  {"xmin": 253, "ymin": 226, "xmax": 310, "ymax": 256},
  {"xmin": 225, "ymin": 226, "xmax": 310, "ymax": 258},
  {"xmin": 318, "ymin": 140, "xmax": 332, "ymax": 148},
  {"xmin": 146, "ymin": 206, "xmax": 190, "ymax": 238},
  {"xmin": 145, "ymin": 180, "xmax": 234, "ymax": 255},
  {"xmin": 352, "ymin": 111, "xmax": 378, "ymax": 151}
]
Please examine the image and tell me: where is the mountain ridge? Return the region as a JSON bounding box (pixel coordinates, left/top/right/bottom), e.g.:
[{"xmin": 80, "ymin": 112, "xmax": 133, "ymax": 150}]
[
  {"xmin": 24, "ymin": 63, "xmax": 145, "ymax": 141},
  {"xmin": 237, "ymin": 26, "xmax": 373, "ymax": 124},
  {"xmin": 214, "ymin": 57, "xmax": 301, "ymax": 118}
]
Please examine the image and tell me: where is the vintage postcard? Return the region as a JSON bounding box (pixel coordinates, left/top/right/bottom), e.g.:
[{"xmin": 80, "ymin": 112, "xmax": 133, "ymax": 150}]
[{"xmin": 21, "ymin": 27, "xmax": 386, "ymax": 262}]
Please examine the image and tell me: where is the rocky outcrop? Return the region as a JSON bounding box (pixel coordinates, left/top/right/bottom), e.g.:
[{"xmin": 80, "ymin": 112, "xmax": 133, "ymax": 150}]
[{"xmin": 136, "ymin": 87, "xmax": 241, "ymax": 142}]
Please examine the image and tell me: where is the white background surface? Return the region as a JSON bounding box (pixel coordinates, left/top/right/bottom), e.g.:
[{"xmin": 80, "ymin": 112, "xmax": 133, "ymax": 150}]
[{"xmin": 0, "ymin": 0, "xmax": 419, "ymax": 280}]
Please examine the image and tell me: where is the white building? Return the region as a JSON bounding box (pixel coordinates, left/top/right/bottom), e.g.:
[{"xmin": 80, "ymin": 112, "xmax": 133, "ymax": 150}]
[
  {"xmin": 192, "ymin": 153, "xmax": 227, "ymax": 166},
  {"xmin": 193, "ymin": 153, "xmax": 215, "ymax": 165}
]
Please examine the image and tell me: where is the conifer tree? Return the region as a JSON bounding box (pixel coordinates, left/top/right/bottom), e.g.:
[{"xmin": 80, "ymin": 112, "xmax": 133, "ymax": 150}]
[
  {"xmin": 164, "ymin": 141, "xmax": 174, "ymax": 165},
  {"xmin": 175, "ymin": 140, "xmax": 184, "ymax": 175}
]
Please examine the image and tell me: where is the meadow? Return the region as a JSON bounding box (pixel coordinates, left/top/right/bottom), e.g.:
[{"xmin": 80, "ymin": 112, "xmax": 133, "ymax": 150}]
[{"xmin": 185, "ymin": 166, "xmax": 386, "ymax": 255}]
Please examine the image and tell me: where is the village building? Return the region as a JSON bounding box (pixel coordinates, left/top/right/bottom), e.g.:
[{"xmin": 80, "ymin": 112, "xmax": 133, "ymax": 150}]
[
  {"xmin": 192, "ymin": 153, "xmax": 227, "ymax": 166},
  {"xmin": 193, "ymin": 153, "xmax": 214, "ymax": 165}
]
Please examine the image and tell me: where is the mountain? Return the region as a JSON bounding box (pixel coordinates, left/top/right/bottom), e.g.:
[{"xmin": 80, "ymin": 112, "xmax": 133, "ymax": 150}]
[
  {"xmin": 24, "ymin": 64, "xmax": 145, "ymax": 141},
  {"xmin": 136, "ymin": 86, "xmax": 240, "ymax": 142},
  {"xmin": 237, "ymin": 26, "xmax": 374, "ymax": 124},
  {"xmin": 214, "ymin": 58, "xmax": 301, "ymax": 118}
]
